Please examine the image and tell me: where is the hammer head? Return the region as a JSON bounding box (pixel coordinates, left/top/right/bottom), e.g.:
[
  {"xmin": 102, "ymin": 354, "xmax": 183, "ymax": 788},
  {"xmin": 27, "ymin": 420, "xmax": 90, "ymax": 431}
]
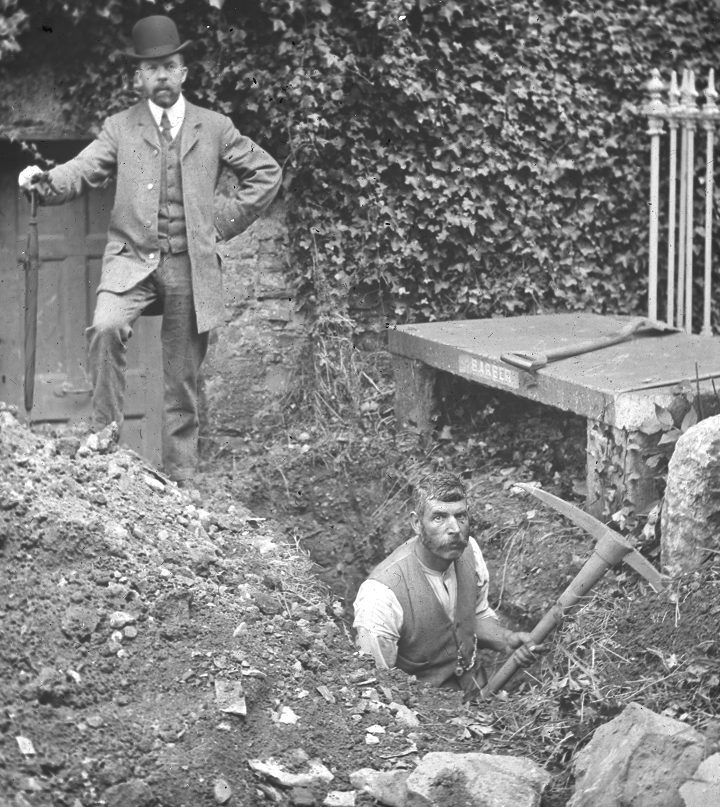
[{"xmin": 500, "ymin": 351, "xmax": 547, "ymax": 372}]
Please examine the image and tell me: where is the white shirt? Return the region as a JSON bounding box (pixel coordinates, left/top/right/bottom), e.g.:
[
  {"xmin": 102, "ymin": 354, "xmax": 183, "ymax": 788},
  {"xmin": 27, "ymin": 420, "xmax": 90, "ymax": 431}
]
[
  {"xmin": 353, "ymin": 536, "xmax": 496, "ymax": 669},
  {"xmin": 147, "ymin": 95, "xmax": 185, "ymax": 140}
]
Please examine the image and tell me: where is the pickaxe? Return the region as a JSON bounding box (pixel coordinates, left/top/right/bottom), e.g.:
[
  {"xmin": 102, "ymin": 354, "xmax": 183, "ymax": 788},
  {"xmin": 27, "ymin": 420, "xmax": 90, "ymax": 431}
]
[
  {"xmin": 500, "ymin": 318, "xmax": 680, "ymax": 373},
  {"xmin": 480, "ymin": 483, "xmax": 669, "ymax": 697}
]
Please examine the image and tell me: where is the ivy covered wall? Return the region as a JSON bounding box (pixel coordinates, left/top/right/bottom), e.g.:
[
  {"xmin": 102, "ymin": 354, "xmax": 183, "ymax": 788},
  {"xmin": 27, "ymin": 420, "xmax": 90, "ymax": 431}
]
[{"xmin": 3, "ymin": 0, "xmax": 720, "ymax": 331}]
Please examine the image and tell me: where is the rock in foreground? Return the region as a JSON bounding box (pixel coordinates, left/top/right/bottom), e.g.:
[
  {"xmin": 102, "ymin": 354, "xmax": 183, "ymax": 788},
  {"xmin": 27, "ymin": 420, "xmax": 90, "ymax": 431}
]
[
  {"xmin": 569, "ymin": 702, "xmax": 705, "ymax": 807},
  {"xmin": 352, "ymin": 751, "xmax": 549, "ymax": 807},
  {"xmin": 662, "ymin": 415, "xmax": 720, "ymax": 574}
]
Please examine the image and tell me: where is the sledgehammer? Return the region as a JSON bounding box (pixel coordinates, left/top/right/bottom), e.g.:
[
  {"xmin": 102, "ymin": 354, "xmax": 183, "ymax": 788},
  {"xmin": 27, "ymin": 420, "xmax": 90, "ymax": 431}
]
[
  {"xmin": 480, "ymin": 484, "xmax": 669, "ymax": 697},
  {"xmin": 500, "ymin": 318, "xmax": 679, "ymax": 373}
]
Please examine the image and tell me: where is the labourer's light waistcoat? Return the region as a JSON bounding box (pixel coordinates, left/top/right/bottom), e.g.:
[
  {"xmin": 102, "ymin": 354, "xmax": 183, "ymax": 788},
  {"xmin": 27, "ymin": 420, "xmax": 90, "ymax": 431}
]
[
  {"xmin": 157, "ymin": 124, "xmax": 188, "ymax": 254},
  {"xmin": 369, "ymin": 537, "xmax": 477, "ymax": 687}
]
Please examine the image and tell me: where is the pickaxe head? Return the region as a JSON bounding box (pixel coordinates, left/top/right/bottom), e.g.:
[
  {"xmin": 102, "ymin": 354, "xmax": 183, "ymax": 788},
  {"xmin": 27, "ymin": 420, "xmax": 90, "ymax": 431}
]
[{"xmin": 517, "ymin": 483, "xmax": 670, "ymax": 593}]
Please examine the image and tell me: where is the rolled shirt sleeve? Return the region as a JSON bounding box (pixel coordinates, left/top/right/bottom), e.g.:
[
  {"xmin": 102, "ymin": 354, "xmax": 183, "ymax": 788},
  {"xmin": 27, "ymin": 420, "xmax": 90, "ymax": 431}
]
[
  {"xmin": 470, "ymin": 537, "xmax": 496, "ymax": 622},
  {"xmin": 352, "ymin": 579, "xmax": 403, "ymax": 669}
]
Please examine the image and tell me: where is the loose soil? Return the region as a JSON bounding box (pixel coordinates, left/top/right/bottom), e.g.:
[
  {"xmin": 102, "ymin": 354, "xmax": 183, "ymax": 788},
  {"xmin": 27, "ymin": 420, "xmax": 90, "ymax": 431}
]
[{"xmin": 1, "ymin": 380, "xmax": 719, "ymax": 807}]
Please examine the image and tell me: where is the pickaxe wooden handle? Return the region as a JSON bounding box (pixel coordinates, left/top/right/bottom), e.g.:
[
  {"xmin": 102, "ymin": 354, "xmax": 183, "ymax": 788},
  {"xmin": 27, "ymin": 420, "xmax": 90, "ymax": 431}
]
[{"xmin": 480, "ymin": 484, "xmax": 669, "ymax": 697}]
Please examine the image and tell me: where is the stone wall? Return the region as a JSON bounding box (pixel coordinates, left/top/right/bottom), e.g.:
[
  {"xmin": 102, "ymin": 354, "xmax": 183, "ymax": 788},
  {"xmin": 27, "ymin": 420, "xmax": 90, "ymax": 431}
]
[{"xmin": 200, "ymin": 198, "xmax": 306, "ymax": 455}]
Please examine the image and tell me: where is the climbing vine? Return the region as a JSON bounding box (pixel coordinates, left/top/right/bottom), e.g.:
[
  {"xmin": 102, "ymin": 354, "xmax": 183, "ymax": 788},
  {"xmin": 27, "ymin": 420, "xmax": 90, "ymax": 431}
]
[{"xmin": 4, "ymin": 0, "xmax": 720, "ymax": 326}]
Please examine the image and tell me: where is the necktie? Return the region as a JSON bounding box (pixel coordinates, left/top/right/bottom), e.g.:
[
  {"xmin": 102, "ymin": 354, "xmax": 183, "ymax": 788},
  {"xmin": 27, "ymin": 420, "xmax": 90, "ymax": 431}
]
[{"xmin": 160, "ymin": 111, "xmax": 172, "ymax": 142}]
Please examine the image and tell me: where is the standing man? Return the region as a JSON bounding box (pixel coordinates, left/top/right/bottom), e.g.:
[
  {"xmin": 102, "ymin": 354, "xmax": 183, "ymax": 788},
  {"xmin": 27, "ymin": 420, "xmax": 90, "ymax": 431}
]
[
  {"xmin": 353, "ymin": 471, "xmax": 542, "ymax": 693},
  {"xmin": 18, "ymin": 15, "xmax": 282, "ymax": 484}
]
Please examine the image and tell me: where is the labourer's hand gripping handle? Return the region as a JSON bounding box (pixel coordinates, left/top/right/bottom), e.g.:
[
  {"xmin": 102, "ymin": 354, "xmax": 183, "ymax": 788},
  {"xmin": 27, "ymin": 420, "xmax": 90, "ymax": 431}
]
[{"xmin": 479, "ymin": 483, "xmax": 670, "ymax": 697}]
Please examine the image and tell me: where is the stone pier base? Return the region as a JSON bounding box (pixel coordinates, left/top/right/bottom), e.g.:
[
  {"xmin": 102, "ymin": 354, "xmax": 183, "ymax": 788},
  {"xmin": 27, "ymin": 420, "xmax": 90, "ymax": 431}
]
[
  {"xmin": 586, "ymin": 421, "xmax": 660, "ymax": 519},
  {"xmin": 392, "ymin": 356, "xmax": 437, "ymax": 434}
]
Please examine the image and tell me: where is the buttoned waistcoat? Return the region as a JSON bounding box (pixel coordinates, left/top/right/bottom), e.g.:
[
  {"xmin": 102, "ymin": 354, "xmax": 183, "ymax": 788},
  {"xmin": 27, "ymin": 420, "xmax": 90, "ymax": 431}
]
[
  {"xmin": 44, "ymin": 100, "xmax": 282, "ymax": 333},
  {"xmin": 369, "ymin": 537, "xmax": 477, "ymax": 687}
]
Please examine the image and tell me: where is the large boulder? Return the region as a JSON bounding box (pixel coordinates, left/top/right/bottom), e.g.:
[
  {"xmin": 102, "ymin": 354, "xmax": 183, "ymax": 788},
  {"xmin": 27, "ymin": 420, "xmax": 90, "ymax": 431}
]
[
  {"xmin": 569, "ymin": 702, "xmax": 705, "ymax": 807},
  {"xmin": 406, "ymin": 752, "xmax": 549, "ymax": 807},
  {"xmin": 662, "ymin": 415, "xmax": 720, "ymax": 574},
  {"xmin": 351, "ymin": 752, "xmax": 549, "ymax": 807}
]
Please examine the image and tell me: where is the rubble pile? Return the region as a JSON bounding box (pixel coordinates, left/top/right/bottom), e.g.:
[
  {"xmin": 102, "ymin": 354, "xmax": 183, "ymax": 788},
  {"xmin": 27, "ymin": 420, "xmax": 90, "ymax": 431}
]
[{"xmin": 0, "ymin": 405, "xmax": 552, "ymax": 807}]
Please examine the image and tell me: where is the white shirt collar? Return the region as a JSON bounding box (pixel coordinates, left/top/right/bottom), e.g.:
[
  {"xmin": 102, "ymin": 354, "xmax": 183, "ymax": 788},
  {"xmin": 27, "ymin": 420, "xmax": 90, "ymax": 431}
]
[{"xmin": 147, "ymin": 94, "xmax": 186, "ymax": 131}]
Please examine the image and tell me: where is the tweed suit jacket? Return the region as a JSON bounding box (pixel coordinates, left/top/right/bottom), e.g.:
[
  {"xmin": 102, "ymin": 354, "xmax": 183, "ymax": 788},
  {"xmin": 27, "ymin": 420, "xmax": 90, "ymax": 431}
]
[{"xmin": 44, "ymin": 99, "xmax": 282, "ymax": 333}]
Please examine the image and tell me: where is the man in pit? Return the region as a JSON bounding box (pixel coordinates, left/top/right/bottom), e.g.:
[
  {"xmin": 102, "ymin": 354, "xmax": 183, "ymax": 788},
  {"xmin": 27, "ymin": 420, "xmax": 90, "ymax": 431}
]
[{"xmin": 353, "ymin": 471, "xmax": 542, "ymax": 692}]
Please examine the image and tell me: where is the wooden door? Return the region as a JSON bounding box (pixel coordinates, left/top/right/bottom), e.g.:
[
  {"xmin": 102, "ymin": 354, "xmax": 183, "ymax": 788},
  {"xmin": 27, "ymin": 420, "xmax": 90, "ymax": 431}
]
[{"xmin": 0, "ymin": 143, "xmax": 162, "ymax": 465}]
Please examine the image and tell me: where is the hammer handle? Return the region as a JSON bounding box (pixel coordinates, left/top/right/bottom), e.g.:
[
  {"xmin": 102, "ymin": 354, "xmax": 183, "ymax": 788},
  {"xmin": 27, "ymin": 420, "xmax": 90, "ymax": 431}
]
[{"xmin": 501, "ymin": 320, "xmax": 654, "ymax": 373}]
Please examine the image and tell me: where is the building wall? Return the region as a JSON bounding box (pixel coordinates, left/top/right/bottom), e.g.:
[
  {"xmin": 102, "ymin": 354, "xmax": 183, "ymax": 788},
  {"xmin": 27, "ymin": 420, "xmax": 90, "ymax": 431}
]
[{"xmin": 201, "ymin": 198, "xmax": 306, "ymax": 454}]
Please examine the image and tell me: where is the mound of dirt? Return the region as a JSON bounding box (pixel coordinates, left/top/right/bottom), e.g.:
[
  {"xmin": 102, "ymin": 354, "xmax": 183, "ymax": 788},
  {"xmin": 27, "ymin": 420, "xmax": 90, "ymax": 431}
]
[
  {"xmin": 1, "ymin": 405, "xmax": 571, "ymax": 807},
  {"xmin": 578, "ymin": 564, "xmax": 720, "ymax": 725}
]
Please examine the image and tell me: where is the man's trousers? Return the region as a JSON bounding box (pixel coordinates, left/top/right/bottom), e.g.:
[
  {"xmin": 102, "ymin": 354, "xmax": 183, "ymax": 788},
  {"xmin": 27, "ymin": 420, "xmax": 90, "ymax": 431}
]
[{"xmin": 86, "ymin": 252, "xmax": 208, "ymax": 482}]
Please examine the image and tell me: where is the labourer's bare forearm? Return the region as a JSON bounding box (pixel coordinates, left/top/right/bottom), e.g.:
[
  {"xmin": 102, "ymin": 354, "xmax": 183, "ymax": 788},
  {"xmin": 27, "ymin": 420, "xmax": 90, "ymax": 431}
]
[
  {"xmin": 476, "ymin": 617, "xmax": 543, "ymax": 667},
  {"xmin": 355, "ymin": 627, "xmax": 398, "ymax": 670},
  {"xmin": 475, "ymin": 617, "xmax": 518, "ymax": 654}
]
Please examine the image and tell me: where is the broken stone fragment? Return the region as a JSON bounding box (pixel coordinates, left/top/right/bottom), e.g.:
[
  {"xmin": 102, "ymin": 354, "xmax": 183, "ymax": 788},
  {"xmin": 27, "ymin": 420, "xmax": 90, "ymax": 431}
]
[
  {"xmin": 15, "ymin": 736, "xmax": 36, "ymax": 756},
  {"xmin": 143, "ymin": 474, "xmax": 165, "ymax": 493},
  {"xmin": 214, "ymin": 679, "xmax": 247, "ymax": 717},
  {"xmin": 389, "ymin": 702, "xmax": 420, "ymax": 727},
  {"xmin": 109, "ymin": 611, "xmax": 136, "ymax": 629},
  {"xmin": 316, "ymin": 685, "xmax": 336, "ymax": 703},
  {"xmin": 679, "ymin": 752, "xmax": 720, "ymax": 807},
  {"xmin": 213, "ymin": 778, "xmax": 232, "ymax": 804},
  {"xmin": 569, "ymin": 702, "xmax": 705, "ymax": 807},
  {"xmin": 324, "ymin": 792, "xmax": 356, "ymax": 806},
  {"xmin": 247, "ymin": 758, "xmax": 334, "ymax": 789},
  {"xmin": 273, "ymin": 705, "xmax": 299, "ymax": 724},
  {"xmin": 106, "ymin": 461, "xmax": 123, "ymax": 479}
]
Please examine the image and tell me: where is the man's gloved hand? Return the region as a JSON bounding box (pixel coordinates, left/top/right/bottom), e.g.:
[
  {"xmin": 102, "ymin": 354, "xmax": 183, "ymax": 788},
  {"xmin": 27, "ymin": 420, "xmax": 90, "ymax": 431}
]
[
  {"xmin": 18, "ymin": 166, "xmax": 45, "ymax": 191},
  {"xmin": 19, "ymin": 166, "xmax": 55, "ymax": 198},
  {"xmin": 506, "ymin": 631, "xmax": 547, "ymax": 667}
]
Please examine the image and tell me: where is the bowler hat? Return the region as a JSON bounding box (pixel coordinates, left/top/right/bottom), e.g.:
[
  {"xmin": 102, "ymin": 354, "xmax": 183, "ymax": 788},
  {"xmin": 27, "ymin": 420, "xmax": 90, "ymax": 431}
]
[{"xmin": 123, "ymin": 16, "xmax": 192, "ymax": 60}]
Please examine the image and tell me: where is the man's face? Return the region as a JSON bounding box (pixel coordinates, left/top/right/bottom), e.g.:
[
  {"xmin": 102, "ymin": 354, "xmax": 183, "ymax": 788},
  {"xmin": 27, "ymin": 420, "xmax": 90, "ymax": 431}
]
[
  {"xmin": 136, "ymin": 54, "xmax": 187, "ymax": 108},
  {"xmin": 411, "ymin": 497, "xmax": 470, "ymax": 562}
]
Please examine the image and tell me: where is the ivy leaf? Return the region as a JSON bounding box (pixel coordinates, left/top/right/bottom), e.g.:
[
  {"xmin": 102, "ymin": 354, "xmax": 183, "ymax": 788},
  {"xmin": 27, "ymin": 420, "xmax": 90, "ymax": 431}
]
[
  {"xmin": 680, "ymin": 407, "xmax": 698, "ymax": 433},
  {"xmin": 654, "ymin": 405, "xmax": 675, "ymax": 429},
  {"xmin": 658, "ymin": 429, "xmax": 682, "ymax": 446}
]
